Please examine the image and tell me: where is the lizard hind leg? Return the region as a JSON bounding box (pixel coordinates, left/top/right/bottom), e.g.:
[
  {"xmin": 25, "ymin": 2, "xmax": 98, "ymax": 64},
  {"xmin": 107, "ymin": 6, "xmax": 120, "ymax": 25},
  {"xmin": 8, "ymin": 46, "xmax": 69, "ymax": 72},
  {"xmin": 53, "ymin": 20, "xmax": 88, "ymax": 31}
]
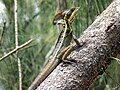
[
  {"xmin": 62, "ymin": 45, "xmax": 77, "ymax": 64},
  {"xmin": 62, "ymin": 45, "xmax": 73, "ymax": 60}
]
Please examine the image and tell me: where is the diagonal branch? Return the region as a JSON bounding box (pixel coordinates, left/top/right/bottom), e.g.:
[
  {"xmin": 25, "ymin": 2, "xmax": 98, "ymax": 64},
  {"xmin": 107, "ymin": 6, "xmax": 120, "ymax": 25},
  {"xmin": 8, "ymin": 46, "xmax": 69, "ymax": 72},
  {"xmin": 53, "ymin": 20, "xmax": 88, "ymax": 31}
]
[{"xmin": 0, "ymin": 39, "xmax": 33, "ymax": 61}]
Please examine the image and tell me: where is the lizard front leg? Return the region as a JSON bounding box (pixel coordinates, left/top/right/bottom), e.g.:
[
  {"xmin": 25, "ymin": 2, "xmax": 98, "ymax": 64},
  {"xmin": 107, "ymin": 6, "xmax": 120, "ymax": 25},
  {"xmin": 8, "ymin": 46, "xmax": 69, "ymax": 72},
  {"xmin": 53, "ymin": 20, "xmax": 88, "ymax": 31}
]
[
  {"xmin": 61, "ymin": 35, "xmax": 83, "ymax": 61},
  {"xmin": 72, "ymin": 34, "xmax": 80, "ymax": 46}
]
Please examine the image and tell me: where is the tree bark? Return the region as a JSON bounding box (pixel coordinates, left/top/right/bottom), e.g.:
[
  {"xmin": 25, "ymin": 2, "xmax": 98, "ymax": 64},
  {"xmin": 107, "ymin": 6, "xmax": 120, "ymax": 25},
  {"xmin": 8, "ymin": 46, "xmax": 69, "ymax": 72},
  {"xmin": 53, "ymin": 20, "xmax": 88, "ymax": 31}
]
[{"xmin": 37, "ymin": 0, "xmax": 120, "ymax": 90}]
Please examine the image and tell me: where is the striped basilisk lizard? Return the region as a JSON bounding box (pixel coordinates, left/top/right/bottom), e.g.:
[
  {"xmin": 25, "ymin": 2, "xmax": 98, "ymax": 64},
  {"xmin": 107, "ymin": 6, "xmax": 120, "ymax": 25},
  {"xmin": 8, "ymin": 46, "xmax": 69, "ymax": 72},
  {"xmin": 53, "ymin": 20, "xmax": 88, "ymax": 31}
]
[{"xmin": 28, "ymin": 7, "xmax": 80, "ymax": 90}]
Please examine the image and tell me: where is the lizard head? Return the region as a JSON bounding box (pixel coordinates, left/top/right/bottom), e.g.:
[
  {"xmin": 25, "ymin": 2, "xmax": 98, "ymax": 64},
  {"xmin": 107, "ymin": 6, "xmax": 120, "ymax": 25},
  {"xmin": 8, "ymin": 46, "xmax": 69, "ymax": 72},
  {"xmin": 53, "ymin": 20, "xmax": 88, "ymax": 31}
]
[
  {"xmin": 53, "ymin": 11, "xmax": 65, "ymax": 25},
  {"xmin": 53, "ymin": 7, "xmax": 80, "ymax": 25}
]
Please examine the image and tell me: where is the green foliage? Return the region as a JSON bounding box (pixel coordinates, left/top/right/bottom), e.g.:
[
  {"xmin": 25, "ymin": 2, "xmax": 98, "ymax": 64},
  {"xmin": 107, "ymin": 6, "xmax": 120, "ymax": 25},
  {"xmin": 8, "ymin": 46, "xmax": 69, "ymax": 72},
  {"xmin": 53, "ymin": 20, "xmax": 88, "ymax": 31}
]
[{"xmin": 1, "ymin": 0, "xmax": 119, "ymax": 90}]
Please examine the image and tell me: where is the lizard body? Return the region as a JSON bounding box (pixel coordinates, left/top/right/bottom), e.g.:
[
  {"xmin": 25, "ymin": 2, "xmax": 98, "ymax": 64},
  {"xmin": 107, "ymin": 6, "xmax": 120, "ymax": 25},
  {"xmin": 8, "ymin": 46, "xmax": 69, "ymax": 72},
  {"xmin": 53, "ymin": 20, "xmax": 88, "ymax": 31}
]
[{"xmin": 28, "ymin": 7, "xmax": 79, "ymax": 90}]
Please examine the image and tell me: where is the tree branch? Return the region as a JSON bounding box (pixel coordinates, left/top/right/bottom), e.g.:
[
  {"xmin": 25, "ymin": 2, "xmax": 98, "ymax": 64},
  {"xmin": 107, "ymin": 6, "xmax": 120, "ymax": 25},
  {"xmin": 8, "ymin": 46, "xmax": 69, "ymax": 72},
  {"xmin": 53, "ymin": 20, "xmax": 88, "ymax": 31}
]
[
  {"xmin": 37, "ymin": 0, "xmax": 120, "ymax": 90},
  {"xmin": 0, "ymin": 39, "xmax": 33, "ymax": 61},
  {"xmin": 14, "ymin": 0, "xmax": 22, "ymax": 89}
]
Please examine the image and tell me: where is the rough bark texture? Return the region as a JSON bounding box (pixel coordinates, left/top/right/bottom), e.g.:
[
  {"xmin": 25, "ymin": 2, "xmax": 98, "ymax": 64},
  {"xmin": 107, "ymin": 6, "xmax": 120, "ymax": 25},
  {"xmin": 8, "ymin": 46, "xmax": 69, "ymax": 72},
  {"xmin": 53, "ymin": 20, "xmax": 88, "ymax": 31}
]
[{"xmin": 37, "ymin": 0, "xmax": 120, "ymax": 90}]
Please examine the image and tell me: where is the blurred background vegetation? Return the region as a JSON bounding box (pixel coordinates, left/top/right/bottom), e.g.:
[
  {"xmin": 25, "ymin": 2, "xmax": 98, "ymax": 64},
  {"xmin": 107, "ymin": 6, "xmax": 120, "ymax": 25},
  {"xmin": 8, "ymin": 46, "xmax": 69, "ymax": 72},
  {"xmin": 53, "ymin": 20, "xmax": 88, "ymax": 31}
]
[{"xmin": 0, "ymin": 0, "xmax": 120, "ymax": 90}]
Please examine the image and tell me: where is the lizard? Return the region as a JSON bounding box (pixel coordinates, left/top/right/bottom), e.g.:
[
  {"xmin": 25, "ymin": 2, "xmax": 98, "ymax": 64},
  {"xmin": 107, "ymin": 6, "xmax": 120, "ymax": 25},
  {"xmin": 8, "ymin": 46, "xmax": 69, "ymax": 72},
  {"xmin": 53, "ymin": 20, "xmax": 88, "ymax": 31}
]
[
  {"xmin": 28, "ymin": 7, "xmax": 80, "ymax": 90},
  {"xmin": 44, "ymin": 7, "xmax": 79, "ymax": 66}
]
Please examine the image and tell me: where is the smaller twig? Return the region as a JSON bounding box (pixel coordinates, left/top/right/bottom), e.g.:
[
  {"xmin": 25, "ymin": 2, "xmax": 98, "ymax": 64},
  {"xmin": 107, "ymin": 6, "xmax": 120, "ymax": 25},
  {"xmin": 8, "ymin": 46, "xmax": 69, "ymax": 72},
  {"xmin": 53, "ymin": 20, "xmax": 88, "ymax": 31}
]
[
  {"xmin": 0, "ymin": 22, "xmax": 6, "ymax": 45},
  {"xmin": 110, "ymin": 57, "xmax": 120, "ymax": 64},
  {"xmin": 23, "ymin": 1, "xmax": 46, "ymax": 30},
  {"xmin": 0, "ymin": 39, "xmax": 33, "ymax": 61},
  {"xmin": 24, "ymin": 11, "xmax": 41, "ymax": 29}
]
